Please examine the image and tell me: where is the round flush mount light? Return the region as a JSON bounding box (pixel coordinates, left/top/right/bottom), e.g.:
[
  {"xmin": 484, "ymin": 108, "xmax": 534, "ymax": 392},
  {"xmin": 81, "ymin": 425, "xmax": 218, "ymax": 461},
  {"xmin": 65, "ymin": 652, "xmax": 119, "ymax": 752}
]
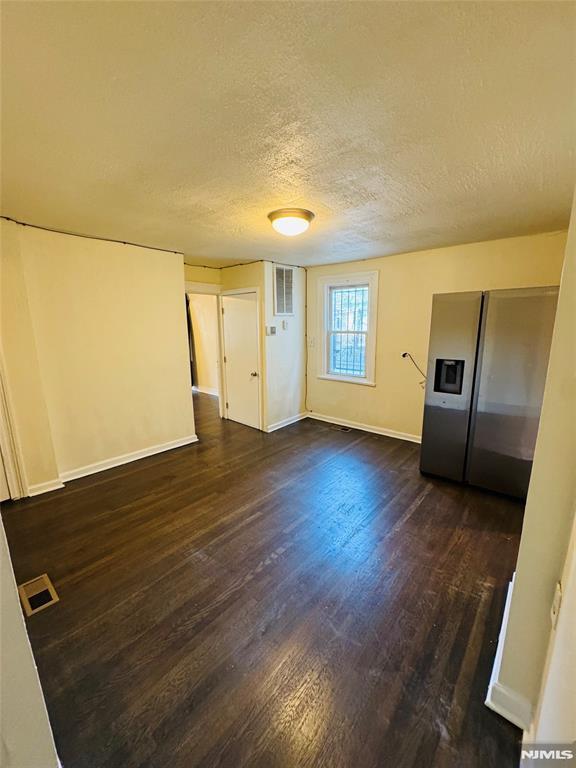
[{"xmin": 267, "ymin": 208, "xmax": 315, "ymax": 237}]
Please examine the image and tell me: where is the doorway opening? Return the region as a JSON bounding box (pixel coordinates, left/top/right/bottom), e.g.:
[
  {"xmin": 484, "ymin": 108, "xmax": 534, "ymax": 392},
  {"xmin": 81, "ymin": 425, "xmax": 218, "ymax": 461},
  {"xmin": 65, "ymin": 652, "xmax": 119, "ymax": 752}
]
[{"xmin": 186, "ymin": 292, "xmax": 221, "ymax": 401}]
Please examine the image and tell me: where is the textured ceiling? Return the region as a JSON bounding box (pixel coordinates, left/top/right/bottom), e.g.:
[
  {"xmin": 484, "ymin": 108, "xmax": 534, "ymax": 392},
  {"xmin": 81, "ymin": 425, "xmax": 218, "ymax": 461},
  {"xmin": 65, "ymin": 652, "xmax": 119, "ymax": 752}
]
[{"xmin": 1, "ymin": 1, "xmax": 575, "ymax": 267}]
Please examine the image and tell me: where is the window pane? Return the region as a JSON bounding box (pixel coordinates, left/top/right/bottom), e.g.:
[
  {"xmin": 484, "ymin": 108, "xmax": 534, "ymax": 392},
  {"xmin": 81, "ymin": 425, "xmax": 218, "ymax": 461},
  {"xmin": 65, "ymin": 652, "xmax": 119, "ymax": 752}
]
[
  {"xmin": 330, "ymin": 285, "xmax": 368, "ymax": 332},
  {"xmin": 329, "ymin": 332, "xmax": 367, "ymax": 377}
]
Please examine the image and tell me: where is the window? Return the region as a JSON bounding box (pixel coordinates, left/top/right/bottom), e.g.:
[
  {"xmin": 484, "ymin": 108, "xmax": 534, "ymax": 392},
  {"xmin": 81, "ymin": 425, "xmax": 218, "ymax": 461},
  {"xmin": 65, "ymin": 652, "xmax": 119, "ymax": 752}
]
[
  {"xmin": 328, "ymin": 285, "xmax": 368, "ymax": 377},
  {"xmin": 318, "ymin": 271, "xmax": 378, "ymax": 385},
  {"xmin": 274, "ymin": 266, "xmax": 294, "ymax": 315}
]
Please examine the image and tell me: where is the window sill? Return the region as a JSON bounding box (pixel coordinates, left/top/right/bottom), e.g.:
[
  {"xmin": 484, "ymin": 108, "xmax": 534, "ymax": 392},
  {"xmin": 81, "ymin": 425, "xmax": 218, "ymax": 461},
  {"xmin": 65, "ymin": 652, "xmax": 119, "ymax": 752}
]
[{"xmin": 317, "ymin": 374, "xmax": 376, "ymax": 387}]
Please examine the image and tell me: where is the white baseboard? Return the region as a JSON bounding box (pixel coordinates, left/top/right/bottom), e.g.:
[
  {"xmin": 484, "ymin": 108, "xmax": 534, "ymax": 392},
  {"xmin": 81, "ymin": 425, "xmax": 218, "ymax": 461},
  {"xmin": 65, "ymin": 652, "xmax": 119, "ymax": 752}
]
[
  {"xmin": 486, "ymin": 681, "xmax": 532, "ymax": 731},
  {"xmin": 306, "ymin": 411, "xmax": 421, "ymax": 444},
  {"xmin": 485, "ymin": 574, "xmax": 533, "ymax": 730},
  {"xmin": 28, "ymin": 479, "xmax": 65, "ymax": 497},
  {"xmin": 59, "ymin": 434, "xmax": 199, "ymax": 482},
  {"xmin": 192, "ymin": 385, "xmax": 219, "ymax": 397},
  {"xmin": 265, "ymin": 413, "xmax": 308, "ymax": 433}
]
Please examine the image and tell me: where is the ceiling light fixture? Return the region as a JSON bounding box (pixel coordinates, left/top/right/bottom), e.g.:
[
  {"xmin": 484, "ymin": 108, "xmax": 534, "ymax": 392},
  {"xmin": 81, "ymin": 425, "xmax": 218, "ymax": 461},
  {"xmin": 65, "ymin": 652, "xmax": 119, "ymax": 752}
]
[{"xmin": 267, "ymin": 208, "xmax": 315, "ymax": 237}]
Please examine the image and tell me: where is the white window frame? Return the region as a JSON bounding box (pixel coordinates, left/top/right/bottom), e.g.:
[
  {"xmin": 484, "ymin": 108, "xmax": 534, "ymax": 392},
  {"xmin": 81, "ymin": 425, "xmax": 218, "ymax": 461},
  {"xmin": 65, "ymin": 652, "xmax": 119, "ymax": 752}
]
[{"xmin": 317, "ymin": 271, "xmax": 378, "ymax": 386}]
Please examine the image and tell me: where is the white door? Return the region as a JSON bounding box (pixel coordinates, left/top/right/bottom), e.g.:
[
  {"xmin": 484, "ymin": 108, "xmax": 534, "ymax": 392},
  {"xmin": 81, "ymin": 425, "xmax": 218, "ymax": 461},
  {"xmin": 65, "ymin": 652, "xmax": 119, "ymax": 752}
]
[{"xmin": 222, "ymin": 293, "xmax": 260, "ymax": 429}]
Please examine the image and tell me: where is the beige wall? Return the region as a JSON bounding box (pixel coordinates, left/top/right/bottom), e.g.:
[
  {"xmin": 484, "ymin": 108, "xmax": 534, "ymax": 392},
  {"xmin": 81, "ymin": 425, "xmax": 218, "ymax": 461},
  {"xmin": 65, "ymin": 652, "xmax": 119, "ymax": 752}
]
[
  {"xmin": 1, "ymin": 223, "xmax": 195, "ymax": 483},
  {"xmin": 188, "ymin": 293, "xmax": 219, "ymax": 395},
  {"xmin": 499, "ymin": 209, "xmax": 575, "ymax": 714},
  {"xmin": 0, "ymin": 520, "xmax": 59, "ymax": 767},
  {"xmin": 306, "ymin": 230, "xmax": 566, "ymax": 438},
  {"xmin": 184, "ymin": 264, "xmax": 221, "ymax": 285},
  {"xmin": 220, "ymin": 262, "xmax": 264, "ymax": 293}
]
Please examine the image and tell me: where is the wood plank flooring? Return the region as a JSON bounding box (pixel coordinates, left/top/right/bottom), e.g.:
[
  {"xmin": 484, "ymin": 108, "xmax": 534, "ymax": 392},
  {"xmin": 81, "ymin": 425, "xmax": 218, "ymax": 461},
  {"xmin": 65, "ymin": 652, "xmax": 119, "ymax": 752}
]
[{"xmin": 1, "ymin": 393, "xmax": 523, "ymax": 768}]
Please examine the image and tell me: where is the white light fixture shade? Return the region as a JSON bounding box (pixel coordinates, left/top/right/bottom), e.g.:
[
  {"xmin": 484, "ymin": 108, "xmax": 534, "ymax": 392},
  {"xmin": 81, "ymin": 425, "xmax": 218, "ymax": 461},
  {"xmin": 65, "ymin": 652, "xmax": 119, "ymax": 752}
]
[
  {"xmin": 268, "ymin": 208, "xmax": 315, "ymax": 237},
  {"xmin": 272, "ymin": 216, "xmax": 309, "ymax": 236}
]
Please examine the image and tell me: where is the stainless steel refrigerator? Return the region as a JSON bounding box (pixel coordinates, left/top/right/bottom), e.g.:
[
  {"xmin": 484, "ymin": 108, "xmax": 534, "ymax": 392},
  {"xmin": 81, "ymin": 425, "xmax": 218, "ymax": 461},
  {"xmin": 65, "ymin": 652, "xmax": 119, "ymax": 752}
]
[{"xmin": 420, "ymin": 287, "xmax": 558, "ymax": 498}]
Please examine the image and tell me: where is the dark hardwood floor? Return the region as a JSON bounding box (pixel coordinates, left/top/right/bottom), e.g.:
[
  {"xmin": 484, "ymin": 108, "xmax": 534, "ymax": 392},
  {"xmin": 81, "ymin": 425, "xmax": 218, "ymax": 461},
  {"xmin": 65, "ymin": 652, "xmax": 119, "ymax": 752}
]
[{"xmin": 2, "ymin": 393, "xmax": 523, "ymax": 768}]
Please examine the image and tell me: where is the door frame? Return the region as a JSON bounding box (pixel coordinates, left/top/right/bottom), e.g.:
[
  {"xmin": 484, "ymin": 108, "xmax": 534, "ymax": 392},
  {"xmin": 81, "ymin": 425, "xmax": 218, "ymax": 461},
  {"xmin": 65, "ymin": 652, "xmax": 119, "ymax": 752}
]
[
  {"xmin": 185, "ymin": 281, "xmax": 220, "ymax": 296},
  {"xmin": 0, "ymin": 350, "xmax": 27, "ymax": 499},
  {"xmin": 219, "ymin": 287, "xmax": 264, "ymax": 431}
]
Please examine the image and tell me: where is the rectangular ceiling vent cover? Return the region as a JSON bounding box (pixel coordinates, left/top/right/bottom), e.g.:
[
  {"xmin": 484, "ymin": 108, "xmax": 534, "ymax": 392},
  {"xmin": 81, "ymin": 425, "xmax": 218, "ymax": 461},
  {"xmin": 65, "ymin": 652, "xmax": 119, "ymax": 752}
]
[
  {"xmin": 18, "ymin": 573, "xmax": 59, "ymax": 617},
  {"xmin": 274, "ymin": 266, "xmax": 294, "ymax": 316}
]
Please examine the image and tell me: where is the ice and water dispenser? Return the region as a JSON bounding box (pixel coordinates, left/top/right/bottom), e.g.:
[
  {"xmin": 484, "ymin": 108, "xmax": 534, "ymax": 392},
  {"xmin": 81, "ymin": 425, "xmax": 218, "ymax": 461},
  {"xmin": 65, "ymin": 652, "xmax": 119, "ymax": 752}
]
[{"xmin": 433, "ymin": 359, "xmax": 465, "ymax": 396}]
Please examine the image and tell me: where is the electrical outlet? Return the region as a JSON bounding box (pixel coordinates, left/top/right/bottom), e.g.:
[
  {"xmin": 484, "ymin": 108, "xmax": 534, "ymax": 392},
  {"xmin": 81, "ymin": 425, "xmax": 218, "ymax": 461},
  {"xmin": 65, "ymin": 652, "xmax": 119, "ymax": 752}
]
[{"xmin": 551, "ymin": 580, "xmax": 562, "ymax": 628}]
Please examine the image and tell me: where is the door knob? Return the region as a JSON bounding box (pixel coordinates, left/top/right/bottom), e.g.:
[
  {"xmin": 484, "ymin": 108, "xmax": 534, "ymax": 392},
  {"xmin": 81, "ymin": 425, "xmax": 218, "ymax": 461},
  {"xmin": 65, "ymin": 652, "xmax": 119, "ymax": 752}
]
[{"xmin": 250, "ymin": 371, "xmax": 258, "ymax": 377}]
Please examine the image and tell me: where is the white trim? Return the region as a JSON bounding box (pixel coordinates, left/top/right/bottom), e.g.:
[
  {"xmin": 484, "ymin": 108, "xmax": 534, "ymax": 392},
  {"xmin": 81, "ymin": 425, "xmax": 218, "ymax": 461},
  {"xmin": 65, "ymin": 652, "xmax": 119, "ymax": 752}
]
[
  {"xmin": 192, "ymin": 385, "xmax": 219, "ymax": 397},
  {"xmin": 489, "ymin": 574, "xmax": 516, "ymax": 694},
  {"xmin": 59, "ymin": 435, "xmax": 198, "ymax": 482},
  {"xmin": 317, "ymin": 374, "xmax": 376, "ymax": 387},
  {"xmin": 307, "ymin": 411, "xmax": 421, "ymax": 443},
  {"xmin": 265, "ymin": 413, "xmax": 307, "ymax": 433},
  {"xmin": 317, "ymin": 270, "xmax": 379, "ymax": 385},
  {"xmin": 0, "ymin": 351, "xmax": 29, "ymax": 498},
  {"xmin": 185, "ymin": 281, "xmax": 220, "ymax": 295},
  {"xmin": 219, "ymin": 288, "xmax": 261, "ymax": 295},
  {"xmin": 485, "ymin": 574, "xmax": 533, "ymax": 730},
  {"xmin": 486, "ymin": 681, "xmax": 532, "ymax": 731},
  {"xmin": 217, "ymin": 293, "xmax": 226, "ymax": 420},
  {"xmin": 27, "ymin": 479, "xmax": 65, "ymax": 497}
]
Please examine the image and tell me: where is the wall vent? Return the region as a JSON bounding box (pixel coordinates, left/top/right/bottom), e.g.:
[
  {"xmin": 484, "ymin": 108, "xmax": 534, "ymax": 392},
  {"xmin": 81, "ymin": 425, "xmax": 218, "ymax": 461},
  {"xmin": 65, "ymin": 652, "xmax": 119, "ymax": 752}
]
[
  {"xmin": 274, "ymin": 266, "xmax": 294, "ymax": 316},
  {"xmin": 18, "ymin": 573, "xmax": 59, "ymax": 616}
]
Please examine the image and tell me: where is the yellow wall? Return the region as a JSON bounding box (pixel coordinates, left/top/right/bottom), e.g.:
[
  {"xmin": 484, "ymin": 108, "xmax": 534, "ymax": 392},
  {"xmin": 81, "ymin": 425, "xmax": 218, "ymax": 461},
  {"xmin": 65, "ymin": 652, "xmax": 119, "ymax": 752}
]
[
  {"xmin": 184, "ymin": 264, "xmax": 221, "ymax": 285},
  {"xmin": 2, "ymin": 223, "xmax": 195, "ymax": 482},
  {"xmin": 498, "ymin": 210, "xmax": 575, "ymax": 713},
  {"xmin": 188, "ymin": 293, "xmax": 220, "ymax": 395},
  {"xmin": 306, "ymin": 231, "xmax": 567, "ymax": 438}
]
